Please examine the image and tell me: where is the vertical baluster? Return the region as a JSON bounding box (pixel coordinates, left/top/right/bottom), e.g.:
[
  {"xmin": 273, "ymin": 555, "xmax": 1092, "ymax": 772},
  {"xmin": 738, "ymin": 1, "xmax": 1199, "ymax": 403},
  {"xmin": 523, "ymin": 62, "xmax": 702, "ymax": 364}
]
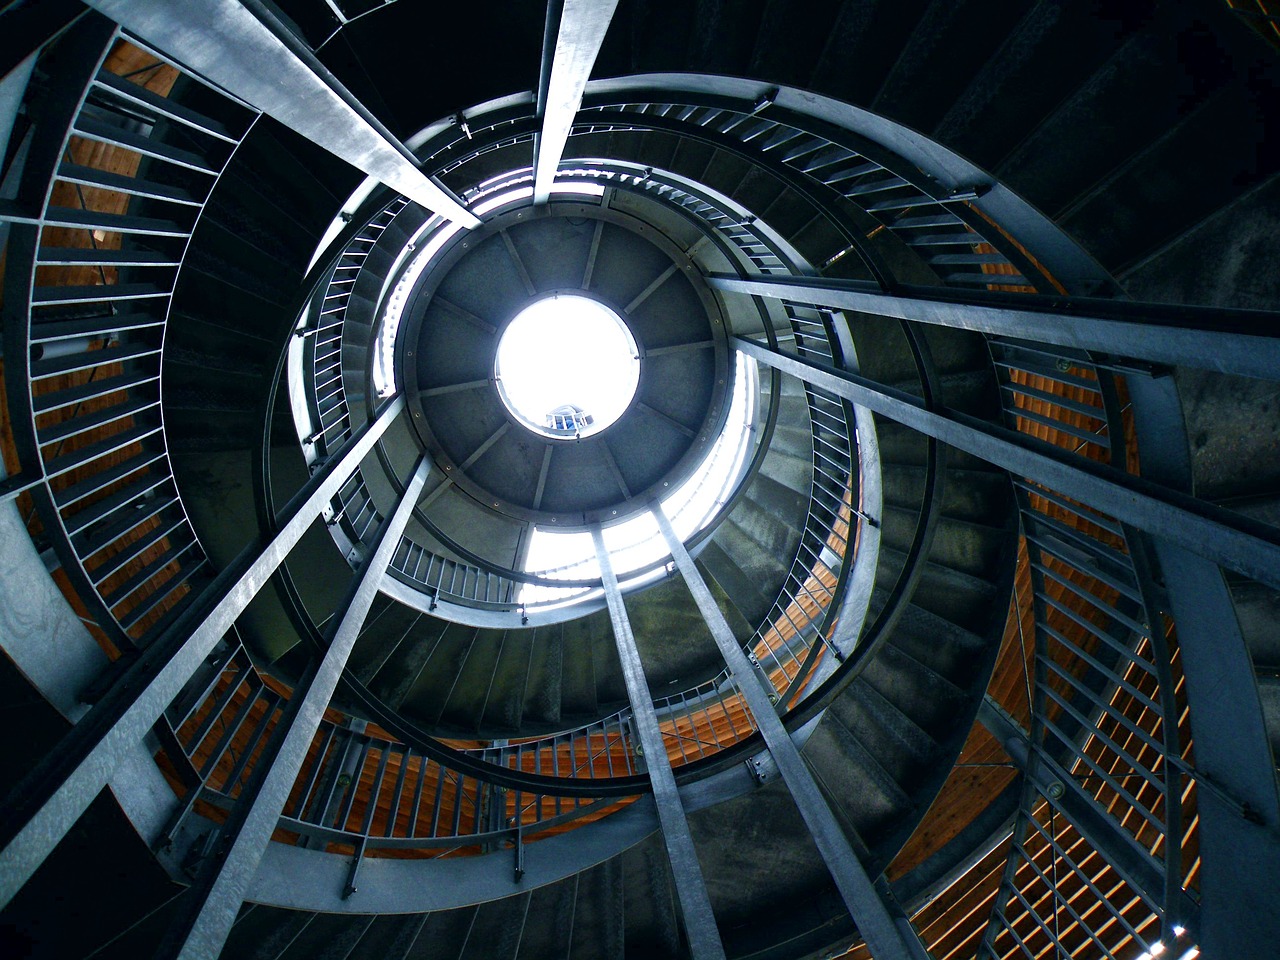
[
  {"xmin": 290, "ymin": 724, "xmax": 336, "ymax": 820},
  {"xmin": 356, "ymin": 745, "xmax": 390, "ymax": 846},
  {"xmin": 429, "ymin": 767, "xmax": 446, "ymax": 837},
  {"xmin": 451, "ymin": 774, "xmax": 465, "ymax": 837},
  {"xmin": 386, "ymin": 745, "xmax": 410, "ymax": 838},
  {"xmin": 334, "ymin": 738, "xmax": 371, "ymax": 833},
  {"xmin": 408, "ymin": 754, "xmax": 429, "ymax": 839}
]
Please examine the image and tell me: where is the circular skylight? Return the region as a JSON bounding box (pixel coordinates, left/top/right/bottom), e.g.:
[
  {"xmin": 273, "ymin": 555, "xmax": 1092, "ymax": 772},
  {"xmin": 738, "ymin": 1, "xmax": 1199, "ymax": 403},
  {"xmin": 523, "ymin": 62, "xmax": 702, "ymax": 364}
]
[{"xmin": 494, "ymin": 295, "xmax": 640, "ymax": 440}]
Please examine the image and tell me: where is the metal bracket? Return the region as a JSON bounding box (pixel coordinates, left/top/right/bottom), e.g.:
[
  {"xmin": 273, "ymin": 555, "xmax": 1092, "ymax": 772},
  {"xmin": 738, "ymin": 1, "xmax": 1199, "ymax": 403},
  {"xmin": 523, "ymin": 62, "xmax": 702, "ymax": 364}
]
[
  {"xmin": 746, "ymin": 751, "xmax": 779, "ymax": 785},
  {"xmin": 751, "ymin": 87, "xmax": 778, "ymax": 114}
]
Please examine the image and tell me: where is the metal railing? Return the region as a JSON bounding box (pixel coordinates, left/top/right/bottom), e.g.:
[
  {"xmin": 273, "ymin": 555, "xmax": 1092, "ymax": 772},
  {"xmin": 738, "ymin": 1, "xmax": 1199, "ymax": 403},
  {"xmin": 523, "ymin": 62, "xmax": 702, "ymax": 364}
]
[
  {"xmin": 579, "ymin": 99, "xmax": 1052, "ymax": 296},
  {"xmin": 305, "ymin": 196, "xmax": 411, "ymax": 457},
  {"xmin": 2, "ymin": 24, "xmax": 256, "ymax": 657},
  {"xmin": 980, "ymin": 347, "xmax": 1198, "ymax": 957},
  {"xmin": 155, "ymin": 641, "xmax": 641, "ymax": 898}
]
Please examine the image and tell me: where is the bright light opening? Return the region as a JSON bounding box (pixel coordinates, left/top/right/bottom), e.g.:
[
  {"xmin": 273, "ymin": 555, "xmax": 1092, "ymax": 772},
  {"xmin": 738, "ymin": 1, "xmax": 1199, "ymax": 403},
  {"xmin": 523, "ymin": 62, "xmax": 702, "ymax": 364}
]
[
  {"xmin": 519, "ymin": 351, "xmax": 760, "ymax": 606},
  {"xmin": 495, "ymin": 295, "xmax": 640, "ymax": 440}
]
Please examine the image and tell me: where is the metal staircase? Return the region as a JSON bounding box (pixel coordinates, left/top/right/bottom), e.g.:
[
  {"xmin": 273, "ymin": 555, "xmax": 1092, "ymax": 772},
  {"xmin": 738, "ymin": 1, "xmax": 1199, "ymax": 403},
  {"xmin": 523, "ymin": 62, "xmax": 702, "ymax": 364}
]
[{"xmin": 1, "ymin": 3, "xmax": 1279, "ymax": 960}]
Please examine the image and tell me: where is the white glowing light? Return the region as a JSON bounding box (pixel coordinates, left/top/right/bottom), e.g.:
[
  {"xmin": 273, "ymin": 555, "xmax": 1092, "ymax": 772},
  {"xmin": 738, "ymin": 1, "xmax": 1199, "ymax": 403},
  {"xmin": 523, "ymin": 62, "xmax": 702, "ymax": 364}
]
[
  {"xmin": 519, "ymin": 352, "xmax": 759, "ymax": 605},
  {"xmin": 495, "ymin": 295, "xmax": 639, "ymax": 440}
]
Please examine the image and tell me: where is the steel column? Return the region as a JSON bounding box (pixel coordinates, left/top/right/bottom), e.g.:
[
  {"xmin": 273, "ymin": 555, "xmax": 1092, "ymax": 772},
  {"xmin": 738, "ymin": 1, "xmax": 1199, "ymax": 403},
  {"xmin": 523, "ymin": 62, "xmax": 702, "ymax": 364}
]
[
  {"xmin": 591, "ymin": 527, "xmax": 725, "ymax": 960},
  {"xmin": 654, "ymin": 507, "xmax": 931, "ymax": 960},
  {"xmin": 532, "ymin": 0, "xmax": 619, "ymax": 204},
  {"xmin": 156, "ymin": 456, "xmax": 431, "ymax": 960},
  {"xmin": 1148, "ymin": 542, "xmax": 1280, "ymax": 954},
  {"xmin": 1121, "ymin": 369, "xmax": 1280, "ymax": 956},
  {"xmin": 734, "ymin": 337, "xmax": 1280, "ymax": 591},
  {"xmin": 81, "ymin": 0, "xmax": 479, "ymax": 227},
  {"xmin": 710, "ymin": 274, "xmax": 1280, "ymax": 381},
  {"xmin": 0, "ymin": 396, "xmax": 405, "ymax": 909}
]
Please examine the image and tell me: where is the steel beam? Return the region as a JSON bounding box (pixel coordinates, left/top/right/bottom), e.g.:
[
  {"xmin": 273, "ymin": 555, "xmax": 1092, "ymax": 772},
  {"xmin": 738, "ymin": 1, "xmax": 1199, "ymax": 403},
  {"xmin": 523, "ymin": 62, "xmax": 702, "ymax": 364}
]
[
  {"xmin": 533, "ymin": 0, "xmax": 619, "ymax": 204},
  {"xmin": 157, "ymin": 456, "xmax": 431, "ymax": 960},
  {"xmin": 0, "ymin": 396, "xmax": 405, "ymax": 909},
  {"xmin": 734, "ymin": 337, "xmax": 1280, "ymax": 591},
  {"xmin": 1122, "ymin": 370, "xmax": 1280, "ymax": 956},
  {"xmin": 82, "ymin": 0, "xmax": 479, "ymax": 227},
  {"xmin": 591, "ymin": 527, "xmax": 726, "ymax": 960},
  {"xmin": 654, "ymin": 507, "xmax": 931, "ymax": 960},
  {"xmin": 1146, "ymin": 541, "xmax": 1280, "ymax": 953},
  {"xmin": 710, "ymin": 274, "xmax": 1280, "ymax": 381}
]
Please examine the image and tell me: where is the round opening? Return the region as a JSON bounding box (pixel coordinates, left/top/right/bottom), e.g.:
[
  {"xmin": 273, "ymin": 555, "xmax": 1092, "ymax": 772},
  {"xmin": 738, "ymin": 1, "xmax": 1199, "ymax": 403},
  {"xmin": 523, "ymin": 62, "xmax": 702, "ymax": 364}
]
[{"xmin": 494, "ymin": 295, "xmax": 640, "ymax": 440}]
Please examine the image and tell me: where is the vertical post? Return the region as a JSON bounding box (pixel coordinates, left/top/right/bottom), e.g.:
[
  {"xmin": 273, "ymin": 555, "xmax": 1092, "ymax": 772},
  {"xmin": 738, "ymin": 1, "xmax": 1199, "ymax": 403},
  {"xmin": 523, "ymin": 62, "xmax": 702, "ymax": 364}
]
[
  {"xmin": 1123, "ymin": 371, "xmax": 1280, "ymax": 957},
  {"xmin": 156, "ymin": 456, "xmax": 432, "ymax": 960},
  {"xmin": 1148, "ymin": 541, "xmax": 1280, "ymax": 954},
  {"xmin": 532, "ymin": 0, "xmax": 619, "ymax": 203},
  {"xmin": 0, "ymin": 397, "xmax": 405, "ymax": 909},
  {"xmin": 653, "ymin": 506, "xmax": 931, "ymax": 960},
  {"xmin": 591, "ymin": 527, "xmax": 726, "ymax": 960}
]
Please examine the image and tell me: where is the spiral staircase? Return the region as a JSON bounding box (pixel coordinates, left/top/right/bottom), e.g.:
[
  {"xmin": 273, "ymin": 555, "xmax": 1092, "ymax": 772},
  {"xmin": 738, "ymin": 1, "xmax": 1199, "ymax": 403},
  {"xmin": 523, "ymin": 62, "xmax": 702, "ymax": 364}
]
[{"xmin": 1, "ymin": 2, "xmax": 1279, "ymax": 959}]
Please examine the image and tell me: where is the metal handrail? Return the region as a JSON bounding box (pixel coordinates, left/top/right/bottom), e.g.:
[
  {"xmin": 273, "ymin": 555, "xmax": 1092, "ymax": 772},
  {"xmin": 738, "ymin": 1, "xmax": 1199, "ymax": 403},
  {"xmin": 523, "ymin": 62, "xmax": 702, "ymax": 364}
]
[
  {"xmin": 1, "ymin": 24, "xmax": 258, "ymax": 658},
  {"xmin": 154, "ymin": 642, "xmax": 641, "ymax": 895},
  {"xmin": 979, "ymin": 344, "xmax": 1197, "ymax": 956}
]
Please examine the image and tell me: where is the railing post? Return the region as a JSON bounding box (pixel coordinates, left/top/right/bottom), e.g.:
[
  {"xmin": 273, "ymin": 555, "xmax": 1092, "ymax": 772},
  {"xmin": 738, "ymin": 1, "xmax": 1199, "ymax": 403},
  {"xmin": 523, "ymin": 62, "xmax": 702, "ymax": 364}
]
[
  {"xmin": 81, "ymin": 0, "xmax": 478, "ymax": 226},
  {"xmin": 709, "ymin": 274, "xmax": 1280, "ymax": 381},
  {"xmin": 533, "ymin": 0, "xmax": 619, "ymax": 203},
  {"xmin": 0, "ymin": 396, "xmax": 405, "ymax": 910},
  {"xmin": 1119, "ymin": 366, "xmax": 1280, "ymax": 957}
]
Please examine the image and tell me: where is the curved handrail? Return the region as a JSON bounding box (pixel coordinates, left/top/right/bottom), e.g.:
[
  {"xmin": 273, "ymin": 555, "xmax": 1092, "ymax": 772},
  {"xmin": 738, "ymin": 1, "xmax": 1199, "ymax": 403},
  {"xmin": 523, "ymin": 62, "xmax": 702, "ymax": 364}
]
[
  {"xmin": 1, "ymin": 23, "xmax": 258, "ymax": 659},
  {"xmin": 153, "ymin": 642, "xmax": 643, "ymax": 874},
  {"xmin": 278, "ymin": 152, "xmax": 868, "ymax": 761},
  {"xmin": 255, "ymin": 102, "xmax": 979, "ymax": 797},
  {"xmin": 295, "ymin": 159, "xmax": 797, "ymax": 611}
]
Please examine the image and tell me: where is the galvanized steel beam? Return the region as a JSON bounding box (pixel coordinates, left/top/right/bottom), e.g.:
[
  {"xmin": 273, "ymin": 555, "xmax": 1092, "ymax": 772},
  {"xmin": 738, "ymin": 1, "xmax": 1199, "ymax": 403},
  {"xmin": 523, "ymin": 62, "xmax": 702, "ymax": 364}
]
[
  {"xmin": 1145, "ymin": 541, "xmax": 1280, "ymax": 951},
  {"xmin": 591, "ymin": 526, "xmax": 726, "ymax": 960},
  {"xmin": 157, "ymin": 455, "xmax": 431, "ymax": 960},
  {"xmin": 711, "ymin": 274, "xmax": 1280, "ymax": 381},
  {"xmin": 82, "ymin": 0, "xmax": 479, "ymax": 227},
  {"xmin": 1122, "ymin": 370, "xmax": 1280, "ymax": 956},
  {"xmin": 654, "ymin": 506, "xmax": 931, "ymax": 960},
  {"xmin": 533, "ymin": 0, "xmax": 619, "ymax": 204},
  {"xmin": 735, "ymin": 337, "xmax": 1280, "ymax": 591},
  {"xmin": 0, "ymin": 396, "xmax": 405, "ymax": 909}
]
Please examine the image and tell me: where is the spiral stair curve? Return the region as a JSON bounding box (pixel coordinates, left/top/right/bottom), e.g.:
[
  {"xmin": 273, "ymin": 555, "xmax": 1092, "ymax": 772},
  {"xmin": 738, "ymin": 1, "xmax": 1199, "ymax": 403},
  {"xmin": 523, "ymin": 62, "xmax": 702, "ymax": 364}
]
[{"xmin": 2, "ymin": 3, "xmax": 1280, "ymax": 960}]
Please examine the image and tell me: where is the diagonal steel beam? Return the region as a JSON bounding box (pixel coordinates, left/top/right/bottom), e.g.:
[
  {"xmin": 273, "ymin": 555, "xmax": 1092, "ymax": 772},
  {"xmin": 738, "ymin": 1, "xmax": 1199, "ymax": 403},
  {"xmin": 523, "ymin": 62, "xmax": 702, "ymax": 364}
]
[
  {"xmin": 82, "ymin": 0, "xmax": 479, "ymax": 227},
  {"xmin": 591, "ymin": 526, "xmax": 726, "ymax": 960},
  {"xmin": 710, "ymin": 274, "xmax": 1280, "ymax": 381},
  {"xmin": 735, "ymin": 337, "xmax": 1280, "ymax": 591},
  {"xmin": 654, "ymin": 506, "xmax": 931, "ymax": 960},
  {"xmin": 0, "ymin": 396, "xmax": 405, "ymax": 909},
  {"xmin": 157, "ymin": 456, "xmax": 431, "ymax": 960},
  {"xmin": 533, "ymin": 0, "xmax": 619, "ymax": 204}
]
